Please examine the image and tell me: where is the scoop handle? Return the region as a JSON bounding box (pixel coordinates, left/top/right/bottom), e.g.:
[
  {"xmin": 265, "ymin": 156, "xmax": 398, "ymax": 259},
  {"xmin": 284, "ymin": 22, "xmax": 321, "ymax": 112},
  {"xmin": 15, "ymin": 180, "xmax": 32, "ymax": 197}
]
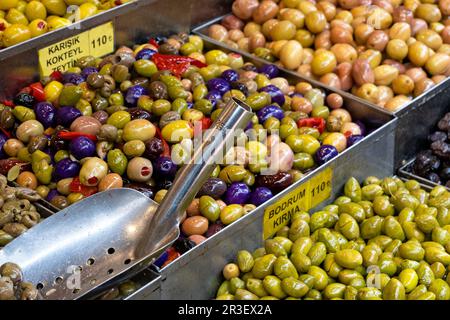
[{"xmin": 136, "ymin": 98, "xmax": 254, "ymax": 255}]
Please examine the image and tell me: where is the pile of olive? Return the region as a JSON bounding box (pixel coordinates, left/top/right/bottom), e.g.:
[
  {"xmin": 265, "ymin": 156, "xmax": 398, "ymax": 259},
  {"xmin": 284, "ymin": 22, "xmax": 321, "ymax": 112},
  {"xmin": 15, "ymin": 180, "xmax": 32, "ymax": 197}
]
[
  {"xmin": 0, "ymin": 262, "xmax": 39, "ymax": 300},
  {"xmin": 0, "ymin": 33, "xmax": 367, "ymax": 254},
  {"xmin": 0, "ymin": 0, "xmax": 130, "ymax": 48},
  {"xmin": 412, "ymin": 112, "xmax": 450, "ymax": 188},
  {"xmin": 0, "ymin": 174, "xmax": 42, "ymax": 248},
  {"xmin": 215, "ymin": 176, "xmax": 450, "ymax": 300},
  {"xmin": 208, "ymin": 0, "xmax": 450, "ymax": 111}
]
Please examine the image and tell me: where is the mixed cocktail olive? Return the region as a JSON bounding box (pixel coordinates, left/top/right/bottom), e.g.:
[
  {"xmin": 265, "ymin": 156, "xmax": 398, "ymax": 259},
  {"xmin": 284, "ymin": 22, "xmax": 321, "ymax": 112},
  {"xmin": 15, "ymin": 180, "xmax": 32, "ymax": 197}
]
[
  {"xmin": 215, "ymin": 176, "xmax": 450, "ymax": 300},
  {"xmin": 0, "ymin": 34, "xmax": 368, "ymax": 266},
  {"xmin": 0, "ymin": 0, "xmax": 131, "ymax": 48},
  {"xmin": 207, "ymin": 0, "xmax": 450, "ymax": 111}
]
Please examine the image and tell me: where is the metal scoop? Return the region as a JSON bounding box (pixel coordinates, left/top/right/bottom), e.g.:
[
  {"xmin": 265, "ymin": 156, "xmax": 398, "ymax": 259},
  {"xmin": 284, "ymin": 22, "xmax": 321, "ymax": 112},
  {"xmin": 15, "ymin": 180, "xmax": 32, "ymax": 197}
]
[{"xmin": 0, "ymin": 98, "xmax": 253, "ymax": 300}]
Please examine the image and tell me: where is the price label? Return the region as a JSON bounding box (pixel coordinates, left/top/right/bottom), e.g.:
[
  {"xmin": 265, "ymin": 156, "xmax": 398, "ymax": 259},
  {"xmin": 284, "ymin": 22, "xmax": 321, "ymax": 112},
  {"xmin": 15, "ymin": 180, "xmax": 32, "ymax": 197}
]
[
  {"xmin": 38, "ymin": 22, "xmax": 114, "ymax": 77},
  {"xmin": 263, "ymin": 167, "xmax": 333, "ymax": 240}
]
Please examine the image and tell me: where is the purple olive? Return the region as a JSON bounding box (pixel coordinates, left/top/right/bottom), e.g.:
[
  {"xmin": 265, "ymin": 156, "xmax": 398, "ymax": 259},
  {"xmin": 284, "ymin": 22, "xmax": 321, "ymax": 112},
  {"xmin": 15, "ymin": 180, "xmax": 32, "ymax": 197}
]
[
  {"xmin": 259, "ymin": 85, "xmax": 285, "ymax": 106},
  {"xmin": 124, "ymin": 182, "xmax": 156, "ymax": 199},
  {"xmin": 221, "ymin": 69, "xmax": 239, "ymax": 82},
  {"xmin": 250, "ymin": 187, "xmax": 273, "ymax": 206},
  {"xmin": 128, "ymin": 108, "xmax": 152, "ymax": 120},
  {"xmin": 54, "ymin": 158, "xmax": 81, "ymax": 179},
  {"xmin": 198, "ymin": 178, "xmax": 227, "ymax": 199},
  {"xmin": 144, "ymin": 137, "xmax": 164, "ymax": 160},
  {"xmin": 205, "ymin": 90, "xmax": 221, "ymax": 107},
  {"xmin": 46, "ymin": 189, "xmax": 60, "ymax": 202},
  {"xmin": 225, "ymin": 182, "xmax": 251, "ymax": 204},
  {"xmin": 347, "ymin": 135, "xmax": 364, "ymax": 147},
  {"xmin": 34, "ymin": 102, "xmax": 56, "ymax": 128},
  {"xmin": 92, "ymin": 110, "xmax": 109, "ymax": 124},
  {"xmin": 135, "ymin": 48, "xmax": 157, "ymax": 60},
  {"xmin": 56, "ymin": 106, "xmax": 82, "ymax": 127},
  {"xmin": 205, "ymin": 221, "xmax": 225, "ymax": 238},
  {"xmin": 62, "ymin": 73, "xmax": 85, "ymax": 85},
  {"xmin": 69, "ymin": 136, "xmax": 96, "ymax": 160},
  {"xmin": 81, "ymin": 67, "xmax": 98, "ymax": 79},
  {"xmin": 230, "ymin": 81, "xmax": 249, "ymax": 96},
  {"xmin": 207, "ymin": 78, "xmax": 231, "ymax": 95},
  {"xmin": 315, "ymin": 145, "xmax": 339, "ymax": 165},
  {"xmin": 0, "ymin": 133, "xmax": 7, "ymax": 159},
  {"xmin": 255, "ymin": 172, "xmax": 293, "ymax": 193},
  {"xmin": 257, "ymin": 104, "xmax": 284, "ymax": 124},
  {"xmin": 258, "ymin": 64, "xmax": 279, "ymax": 79},
  {"xmin": 125, "ymin": 85, "xmax": 148, "ymax": 106},
  {"xmin": 154, "ymin": 156, "xmax": 177, "ymax": 177}
]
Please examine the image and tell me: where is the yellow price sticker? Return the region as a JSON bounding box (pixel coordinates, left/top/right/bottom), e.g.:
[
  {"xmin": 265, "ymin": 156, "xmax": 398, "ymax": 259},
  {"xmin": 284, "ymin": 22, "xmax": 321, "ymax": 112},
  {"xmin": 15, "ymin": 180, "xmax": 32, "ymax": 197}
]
[
  {"xmin": 263, "ymin": 167, "xmax": 333, "ymax": 240},
  {"xmin": 38, "ymin": 22, "xmax": 114, "ymax": 77}
]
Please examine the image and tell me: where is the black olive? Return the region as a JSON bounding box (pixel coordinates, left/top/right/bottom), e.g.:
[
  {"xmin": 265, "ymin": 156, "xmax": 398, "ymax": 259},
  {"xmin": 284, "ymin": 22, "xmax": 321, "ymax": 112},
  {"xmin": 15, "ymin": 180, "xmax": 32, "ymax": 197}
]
[
  {"xmin": 241, "ymin": 64, "xmax": 258, "ymax": 72},
  {"xmin": 440, "ymin": 167, "xmax": 450, "ymax": 180},
  {"xmin": 437, "ymin": 113, "xmax": 450, "ymax": 131},
  {"xmin": 13, "ymin": 93, "xmax": 35, "ymax": 108},
  {"xmin": 128, "ymin": 108, "xmax": 152, "ymax": 121},
  {"xmin": 431, "ymin": 140, "xmax": 450, "ymax": 160},
  {"xmin": 124, "ymin": 182, "xmax": 156, "ymax": 199},
  {"xmin": 50, "ymin": 132, "xmax": 68, "ymax": 151},
  {"xmin": 426, "ymin": 172, "xmax": 441, "ymax": 184},
  {"xmin": 156, "ymin": 179, "xmax": 173, "ymax": 190},
  {"xmin": 144, "ymin": 137, "xmax": 164, "ymax": 160},
  {"xmin": 198, "ymin": 178, "xmax": 227, "ymax": 199},
  {"xmin": 428, "ymin": 131, "xmax": 447, "ymax": 143},
  {"xmin": 173, "ymin": 237, "xmax": 196, "ymax": 254},
  {"xmin": 230, "ymin": 81, "xmax": 249, "ymax": 96}
]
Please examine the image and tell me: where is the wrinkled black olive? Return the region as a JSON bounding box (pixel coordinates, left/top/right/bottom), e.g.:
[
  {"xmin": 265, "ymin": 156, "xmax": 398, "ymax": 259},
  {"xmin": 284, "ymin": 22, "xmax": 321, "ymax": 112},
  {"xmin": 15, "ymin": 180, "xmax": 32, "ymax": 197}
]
[
  {"xmin": 431, "ymin": 140, "xmax": 450, "ymax": 160},
  {"xmin": 428, "ymin": 131, "xmax": 447, "ymax": 142},
  {"xmin": 437, "ymin": 113, "xmax": 450, "ymax": 132},
  {"xmin": 13, "ymin": 93, "xmax": 35, "ymax": 108},
  {"xmin": 50, "ymin": 133, "xmax": 68, "ymax": 151},
  {"xmin": 124, "ymin": 182, "xmax": 156, "ymax": 199},
  {"xmin": 156, "ymin": 179, "xmax": 173, "ymax": 190},
  {"xmin": 198, "ymin": 178, "xmax": 227, "ymax": 199}
]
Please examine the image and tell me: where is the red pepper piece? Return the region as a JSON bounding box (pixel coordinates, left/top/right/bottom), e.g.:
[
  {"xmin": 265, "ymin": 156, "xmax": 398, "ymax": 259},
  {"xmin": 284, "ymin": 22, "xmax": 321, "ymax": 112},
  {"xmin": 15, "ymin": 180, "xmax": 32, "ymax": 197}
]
[
  {"xmin": 30, "ymin": 82, "xmax": 46, "ymax": 102},
  {"xmin": 201, "ymin": 117, "xmax": 213, "ymax": 131},
  {"xmin": 58, "ymin": 131, "xmax": 97, "ymax": 142},
  {"xmin": 50, "ymin": 71, "xmax": 63, "ymax": 82},
  {"xmin": 151, "ymin": 53, "xmax": 207, "ymax": 77},
  {"xmin": 297, "ymin": 117, "xmax": 326, "ymax": 134},
  {"xmin": 162, "ymin": 248, "xmax": 180, "ymax": 267},
  {"xmin": 69, "ymin": 177, "xmax": 98, "ymax": 197},
  {"xmin": 148, "ymin": 38, "xmax": 159, "ymax": 48},
  {"xmin": 343, "ymin": 131, "xmax": 353, "ymax": 139},
  {"xmin": 0, "ymin": 127, "xmax": 12, "ymax": 139},
  {"xmin": 19, "ymin": 87, "xmax": 32, "ymax": 95},
  {"xmin": 2, "ymin": 100, "xmax": 14, "ymax": 107}
]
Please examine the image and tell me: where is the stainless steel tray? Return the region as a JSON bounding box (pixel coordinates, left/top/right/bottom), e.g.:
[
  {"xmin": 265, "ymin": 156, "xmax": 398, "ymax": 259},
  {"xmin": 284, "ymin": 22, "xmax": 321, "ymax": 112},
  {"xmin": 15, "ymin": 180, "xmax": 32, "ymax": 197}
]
[
  {"xmin": 128, "ymin": 114, "xmax": 397, "ymax": 299},
  {"xmin": 398, "ymin": 158, "xmax": 450, "ymax": 191}
]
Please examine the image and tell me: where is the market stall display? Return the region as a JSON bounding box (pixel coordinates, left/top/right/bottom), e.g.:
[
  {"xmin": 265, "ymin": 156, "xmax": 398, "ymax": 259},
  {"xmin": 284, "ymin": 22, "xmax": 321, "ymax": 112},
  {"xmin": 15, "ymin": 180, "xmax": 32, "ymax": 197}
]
[
  {"xmin": 0, "ymin": 0, "xmax": 448, "ymax": 301},
  {"xmin": 0, "ymin": 0, "xmax": 131, "ymax": 48},
  {"xmin": 214, "ymin": 176, "xmax": 450, "ymax": 300},
  {"xmin": 201, "ymin": 0, "xmax": 450, "ymax": 111}
]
